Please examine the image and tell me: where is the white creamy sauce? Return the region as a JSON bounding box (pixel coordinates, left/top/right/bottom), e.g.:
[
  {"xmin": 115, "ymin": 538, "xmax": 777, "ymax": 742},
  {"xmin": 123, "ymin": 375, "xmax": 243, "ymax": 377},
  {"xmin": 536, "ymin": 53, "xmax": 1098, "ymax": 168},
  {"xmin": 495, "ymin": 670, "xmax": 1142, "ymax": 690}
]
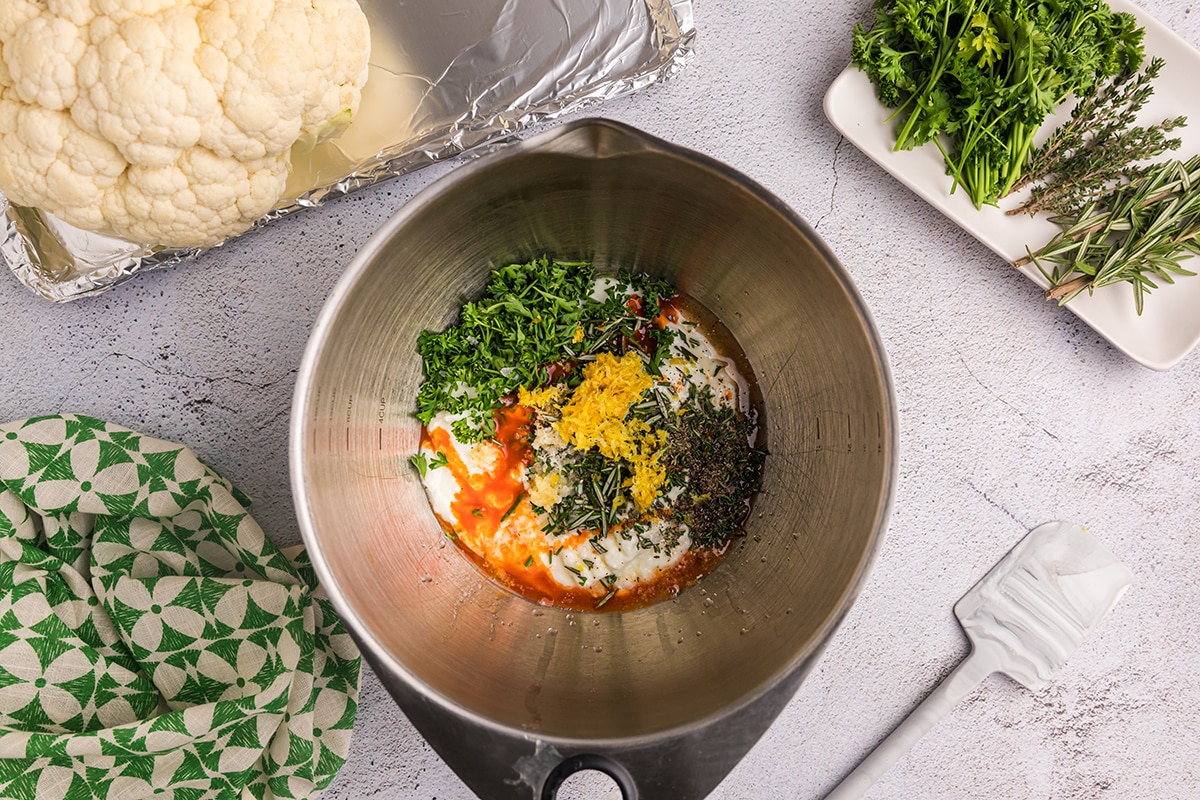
[
  {"xmin": 419, "ymin": 410, "xmax": 495, "ymax": 522},
  {"xmin": 543, "ymin": 516, "xmax": 693, "ymax": 591},
  {"xmin": 657, "ymin": 316, "xmax": 749, "ymax": 415}
]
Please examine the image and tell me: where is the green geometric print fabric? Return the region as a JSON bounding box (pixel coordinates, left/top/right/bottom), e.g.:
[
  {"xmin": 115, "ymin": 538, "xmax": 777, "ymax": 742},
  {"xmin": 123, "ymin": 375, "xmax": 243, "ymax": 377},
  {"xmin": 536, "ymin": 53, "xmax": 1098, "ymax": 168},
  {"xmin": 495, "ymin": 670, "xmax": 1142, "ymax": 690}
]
[{"xmin": 0, "ymin": 415, "xmax": 360, "ymax": 799}]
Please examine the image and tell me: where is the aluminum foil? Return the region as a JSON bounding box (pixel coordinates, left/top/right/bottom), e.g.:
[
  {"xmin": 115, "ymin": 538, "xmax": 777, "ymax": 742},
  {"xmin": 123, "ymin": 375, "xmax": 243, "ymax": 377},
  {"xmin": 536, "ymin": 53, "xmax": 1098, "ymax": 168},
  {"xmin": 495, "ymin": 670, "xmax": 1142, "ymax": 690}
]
[{"xmin": 2, "ymin": 0, "xmax": 695, "ymax": 302}]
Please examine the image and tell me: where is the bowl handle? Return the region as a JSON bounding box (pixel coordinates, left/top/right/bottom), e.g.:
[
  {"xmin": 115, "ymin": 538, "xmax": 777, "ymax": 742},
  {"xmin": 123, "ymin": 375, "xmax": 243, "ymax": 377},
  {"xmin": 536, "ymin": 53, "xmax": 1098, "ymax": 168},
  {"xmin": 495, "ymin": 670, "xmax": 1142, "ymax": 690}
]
[{"xmin": 541, "ymin": 753, "xmax": 637, "ymax": 800}]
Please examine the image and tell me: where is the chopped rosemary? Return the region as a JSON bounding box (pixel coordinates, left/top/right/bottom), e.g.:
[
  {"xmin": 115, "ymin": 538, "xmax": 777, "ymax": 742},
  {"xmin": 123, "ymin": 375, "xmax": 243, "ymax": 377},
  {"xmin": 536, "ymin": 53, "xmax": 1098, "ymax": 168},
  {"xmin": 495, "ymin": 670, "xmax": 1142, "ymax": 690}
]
[
  {"xmin": 561, "ymin": 563, "xmax": 587, "ymax": 587},
  {"xmin": 545, "ymin": 451, "xmax": 629, "ymax": 537},
  {"xmin": 501, "ymin": 492, "xmax": 525, "ymax": 522}
]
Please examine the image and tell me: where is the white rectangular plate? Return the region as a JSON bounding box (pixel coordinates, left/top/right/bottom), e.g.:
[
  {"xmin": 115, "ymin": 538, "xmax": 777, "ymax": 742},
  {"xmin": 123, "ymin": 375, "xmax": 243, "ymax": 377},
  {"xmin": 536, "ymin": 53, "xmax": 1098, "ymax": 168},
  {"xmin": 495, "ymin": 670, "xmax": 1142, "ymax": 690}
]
[{"xmin": 824, "ymin": 0, "xmax": 1200, "ymax": 371}]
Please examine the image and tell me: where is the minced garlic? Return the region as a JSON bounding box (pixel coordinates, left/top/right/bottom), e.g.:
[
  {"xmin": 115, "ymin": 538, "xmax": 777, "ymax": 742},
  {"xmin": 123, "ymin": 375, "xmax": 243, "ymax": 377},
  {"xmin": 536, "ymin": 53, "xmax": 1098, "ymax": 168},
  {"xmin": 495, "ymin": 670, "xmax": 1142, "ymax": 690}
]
[{"xmin": 528, "ymin": 471, "xmax": 565, "ymax": 509}]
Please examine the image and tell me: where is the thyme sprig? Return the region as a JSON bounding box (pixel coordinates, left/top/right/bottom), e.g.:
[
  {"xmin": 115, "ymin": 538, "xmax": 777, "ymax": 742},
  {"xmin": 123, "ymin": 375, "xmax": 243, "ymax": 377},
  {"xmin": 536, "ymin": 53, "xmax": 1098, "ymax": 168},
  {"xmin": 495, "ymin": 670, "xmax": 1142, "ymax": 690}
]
[
  {"xmin": 1006, "ymin": 57, "xmax": 1187, "ymax": 216},
  {"xmin": 1016, "ymin": 156, "xmax": 1200, "ymax": 314}
]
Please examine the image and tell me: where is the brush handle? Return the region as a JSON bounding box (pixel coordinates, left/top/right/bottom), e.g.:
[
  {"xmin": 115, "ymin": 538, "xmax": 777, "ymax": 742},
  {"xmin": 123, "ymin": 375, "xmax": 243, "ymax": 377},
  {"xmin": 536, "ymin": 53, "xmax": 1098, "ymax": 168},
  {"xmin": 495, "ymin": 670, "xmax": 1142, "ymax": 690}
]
[{"xmin": 824, "ymin": 644, "xmax": 998, "ymax": 800}]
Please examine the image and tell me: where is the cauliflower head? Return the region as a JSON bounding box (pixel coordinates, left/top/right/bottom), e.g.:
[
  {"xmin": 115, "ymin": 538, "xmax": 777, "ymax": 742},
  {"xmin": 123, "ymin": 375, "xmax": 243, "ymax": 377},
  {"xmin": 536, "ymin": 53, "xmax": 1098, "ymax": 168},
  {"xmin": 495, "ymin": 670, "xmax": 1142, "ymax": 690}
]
[{"xmin": 0, "ymin": 0, "xmax": 371, "ymax": 248}]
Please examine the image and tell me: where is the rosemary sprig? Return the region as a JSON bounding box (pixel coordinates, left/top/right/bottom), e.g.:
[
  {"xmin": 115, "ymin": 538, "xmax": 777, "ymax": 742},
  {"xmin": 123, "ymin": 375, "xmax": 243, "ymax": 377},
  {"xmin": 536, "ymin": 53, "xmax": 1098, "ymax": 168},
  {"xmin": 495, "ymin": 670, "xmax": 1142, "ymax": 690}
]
[
  {"xmin": 501, "ymin": 492, "xmax": 525, "ymax": 522},
  {"xmin": 1006, "ymin": 58, "xmax": 1187, "ymax": 217},
  {"xmin": 595, "ymin": 588, "xmax": 617, "ymax": 609},
  {"xmin": 1016, "ymin": 156, "xmax": 1200, "ymax": 314}
]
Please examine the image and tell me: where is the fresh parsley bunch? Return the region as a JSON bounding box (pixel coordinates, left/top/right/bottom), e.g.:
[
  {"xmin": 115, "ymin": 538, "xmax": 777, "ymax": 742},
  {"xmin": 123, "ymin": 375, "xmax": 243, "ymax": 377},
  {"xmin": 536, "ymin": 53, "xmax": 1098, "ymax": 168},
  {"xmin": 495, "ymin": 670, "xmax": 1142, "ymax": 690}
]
[{"xmin": 851, "ymin": 0, "xmax": 1145, "ymax": 208}]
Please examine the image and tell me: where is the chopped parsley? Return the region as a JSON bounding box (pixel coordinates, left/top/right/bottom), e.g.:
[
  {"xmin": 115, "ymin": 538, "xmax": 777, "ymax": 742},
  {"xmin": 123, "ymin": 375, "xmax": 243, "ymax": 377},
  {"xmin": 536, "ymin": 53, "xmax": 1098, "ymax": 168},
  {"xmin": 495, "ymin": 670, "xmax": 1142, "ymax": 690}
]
[
  {"xmin": 415, "ymin": 256, "xmax": 674, "ymax": 443},
  {"xmin": 409, "ymin": 452, "xmax": 428, "ymax": 478},
  {"xmin": 408, "ymin": 451, "xmax": 448, "ymax": 478}
]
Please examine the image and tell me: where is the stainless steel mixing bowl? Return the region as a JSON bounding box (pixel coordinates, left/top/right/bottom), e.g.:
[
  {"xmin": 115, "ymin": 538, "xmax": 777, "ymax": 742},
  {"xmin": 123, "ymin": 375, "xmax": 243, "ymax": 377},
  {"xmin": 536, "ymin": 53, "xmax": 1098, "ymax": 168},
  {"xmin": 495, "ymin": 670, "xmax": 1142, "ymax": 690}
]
[{"xmin": 291, "ymin": 118, "xmax": 897, "ymax": 799}]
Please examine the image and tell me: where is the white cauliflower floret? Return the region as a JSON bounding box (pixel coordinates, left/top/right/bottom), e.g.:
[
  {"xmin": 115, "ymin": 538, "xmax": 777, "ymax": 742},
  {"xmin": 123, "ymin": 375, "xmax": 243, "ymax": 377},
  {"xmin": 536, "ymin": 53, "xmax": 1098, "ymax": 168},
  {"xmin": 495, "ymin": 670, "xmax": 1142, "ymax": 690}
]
[{"xmin": 0, "ymin": 0, "xmax": 370, "ymax": 248}]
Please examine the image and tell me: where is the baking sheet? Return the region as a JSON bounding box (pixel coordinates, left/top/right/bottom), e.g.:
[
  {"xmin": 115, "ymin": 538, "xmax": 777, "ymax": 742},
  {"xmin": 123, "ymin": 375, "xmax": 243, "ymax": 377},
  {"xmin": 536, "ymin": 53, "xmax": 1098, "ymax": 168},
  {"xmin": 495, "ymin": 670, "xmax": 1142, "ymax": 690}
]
[{"xmin": 1, "ymin": 0, "xmax": 695, "ymax": 302}]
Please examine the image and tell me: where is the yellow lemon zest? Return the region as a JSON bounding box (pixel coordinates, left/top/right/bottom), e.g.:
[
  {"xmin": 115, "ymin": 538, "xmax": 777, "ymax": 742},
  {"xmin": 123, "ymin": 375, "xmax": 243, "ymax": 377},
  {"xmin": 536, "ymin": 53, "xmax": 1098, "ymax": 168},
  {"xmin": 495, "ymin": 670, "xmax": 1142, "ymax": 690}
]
[
  {"xmin": 555, "ymin": 351, "xmax": 667, "ymax": 510},
  {"xmin": 518, "ymin": 384, "xmax": 562, "ymax": 408}
]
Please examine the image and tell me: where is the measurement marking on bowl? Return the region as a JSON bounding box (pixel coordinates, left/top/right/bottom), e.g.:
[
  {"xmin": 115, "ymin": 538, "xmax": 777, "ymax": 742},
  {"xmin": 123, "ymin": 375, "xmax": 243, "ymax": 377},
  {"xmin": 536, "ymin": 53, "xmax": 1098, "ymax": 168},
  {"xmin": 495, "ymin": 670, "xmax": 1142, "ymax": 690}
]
[
  {"xmin": 326, "ymin": 387, "xmax": 338, "ymax": 450},
  {"xmin": 813, "ymin": 411, "xmax": 884, "ymax": 454},
  {"xmin": 377, "ymin": 395, "xmax": 388, "ymax": 450}
]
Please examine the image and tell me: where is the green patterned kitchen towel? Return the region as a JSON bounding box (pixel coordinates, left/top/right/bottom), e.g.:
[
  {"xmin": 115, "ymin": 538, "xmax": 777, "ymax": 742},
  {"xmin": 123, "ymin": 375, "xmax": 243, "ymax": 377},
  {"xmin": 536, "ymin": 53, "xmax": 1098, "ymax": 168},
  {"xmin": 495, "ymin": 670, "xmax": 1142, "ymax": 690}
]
[{"xmin": 0, "ymin": 414, "xmax": 360, "ymax": 799}]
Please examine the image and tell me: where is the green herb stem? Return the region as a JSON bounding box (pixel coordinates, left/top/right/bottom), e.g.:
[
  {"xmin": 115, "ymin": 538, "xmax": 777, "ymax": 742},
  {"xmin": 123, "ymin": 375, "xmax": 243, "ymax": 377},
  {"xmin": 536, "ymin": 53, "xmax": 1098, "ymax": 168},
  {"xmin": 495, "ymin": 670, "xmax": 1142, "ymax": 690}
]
[
  {"xmin": 1007, "ymin": 58, "xmax": 1187, "ymax": 216},
  {"xmin": 852, "ymin": 0, "xmax": 1146, "ymax": 209},
  {"xmin": 1018, "ymin": 156, "xmax": 1200, "ymax": 314}
]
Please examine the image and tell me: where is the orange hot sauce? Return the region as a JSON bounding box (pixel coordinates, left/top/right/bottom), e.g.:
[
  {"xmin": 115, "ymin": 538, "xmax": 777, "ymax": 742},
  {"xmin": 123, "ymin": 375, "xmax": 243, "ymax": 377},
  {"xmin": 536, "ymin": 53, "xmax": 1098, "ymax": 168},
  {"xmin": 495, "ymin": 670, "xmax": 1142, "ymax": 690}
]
[{"xmin": 421, "ymin": 405, "xmax": 534, "ymax": 549}]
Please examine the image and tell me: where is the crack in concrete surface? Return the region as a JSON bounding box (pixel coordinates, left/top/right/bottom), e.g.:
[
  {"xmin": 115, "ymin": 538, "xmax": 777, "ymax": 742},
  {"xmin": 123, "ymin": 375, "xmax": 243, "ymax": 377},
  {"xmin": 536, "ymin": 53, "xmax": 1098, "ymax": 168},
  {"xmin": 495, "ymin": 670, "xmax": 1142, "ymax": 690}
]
[
  {"xmin": 957, "ymin": 350, "xmax": 1060, "ymax": 441},
  {"xmin": 815, "ymin": 135, "xmax": 845, "ymax": 231},
  {"xmin": 965, "ymin": 479, "xmax": 1028, "ymax": 529},
  {"xmin": 74, "ymin": 352, "xmax": 294, "ymax": 392}
]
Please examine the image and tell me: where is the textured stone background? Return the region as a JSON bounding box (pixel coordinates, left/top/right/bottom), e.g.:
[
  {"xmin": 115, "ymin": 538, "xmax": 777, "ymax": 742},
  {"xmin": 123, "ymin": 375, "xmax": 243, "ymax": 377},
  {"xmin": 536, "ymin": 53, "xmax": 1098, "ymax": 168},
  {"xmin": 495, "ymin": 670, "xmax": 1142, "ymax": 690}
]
[{"xmin": 2, "ymin": 1, "xmax": 1198, "ymax": 798}]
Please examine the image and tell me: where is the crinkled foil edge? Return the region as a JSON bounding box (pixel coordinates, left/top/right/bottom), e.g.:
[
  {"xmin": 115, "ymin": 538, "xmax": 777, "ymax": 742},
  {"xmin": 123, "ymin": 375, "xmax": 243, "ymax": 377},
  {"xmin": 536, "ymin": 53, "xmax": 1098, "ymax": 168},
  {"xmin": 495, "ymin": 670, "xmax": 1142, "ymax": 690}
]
[{"xmin": 3, "ymin": 0, "xmax": 695, "ymax": 303}]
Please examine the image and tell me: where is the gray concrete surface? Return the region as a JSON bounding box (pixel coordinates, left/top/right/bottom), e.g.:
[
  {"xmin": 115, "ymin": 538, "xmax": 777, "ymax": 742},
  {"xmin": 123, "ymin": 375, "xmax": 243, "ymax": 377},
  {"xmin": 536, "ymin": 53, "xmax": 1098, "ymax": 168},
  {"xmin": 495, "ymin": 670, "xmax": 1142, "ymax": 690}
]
[{"xmin": 2, "ymin": 1, "xmax": 1198, "ymax": 798}]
